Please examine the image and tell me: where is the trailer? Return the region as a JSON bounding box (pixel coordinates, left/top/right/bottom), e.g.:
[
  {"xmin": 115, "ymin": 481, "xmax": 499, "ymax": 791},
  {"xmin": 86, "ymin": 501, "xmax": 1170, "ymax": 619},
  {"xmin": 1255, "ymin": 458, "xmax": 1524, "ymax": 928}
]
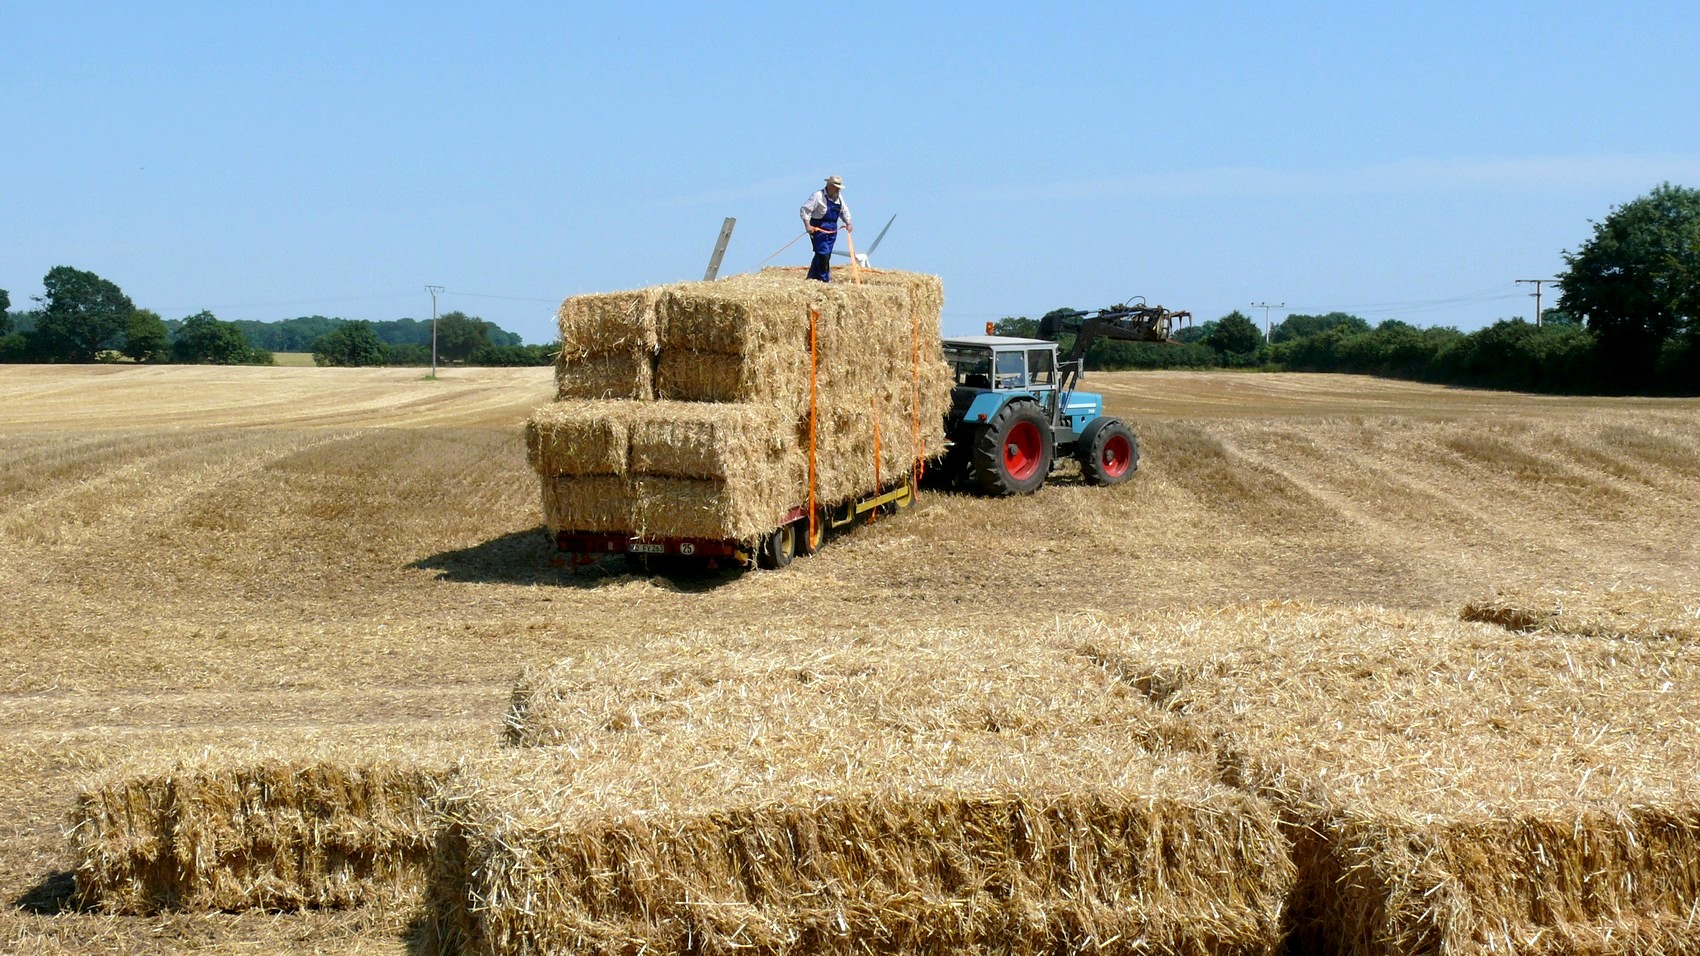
[{"xmin": 551, "ymin": 474, "xmax": 917, "ymax": 572}]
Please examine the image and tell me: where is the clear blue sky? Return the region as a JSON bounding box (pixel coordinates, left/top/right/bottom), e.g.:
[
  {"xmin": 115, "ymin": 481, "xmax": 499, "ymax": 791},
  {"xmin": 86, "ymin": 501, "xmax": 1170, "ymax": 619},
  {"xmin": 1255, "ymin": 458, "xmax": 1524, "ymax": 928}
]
[{"xmin": 5, "ymin": 2, "xmax": 1698, "ymax": 344}]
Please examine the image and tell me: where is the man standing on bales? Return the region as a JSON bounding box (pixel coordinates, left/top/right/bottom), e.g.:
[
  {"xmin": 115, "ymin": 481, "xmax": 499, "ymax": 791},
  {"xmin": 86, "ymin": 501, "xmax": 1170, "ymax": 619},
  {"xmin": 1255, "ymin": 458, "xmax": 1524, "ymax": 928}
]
[{"xmin": 800, "ymin": 175, "xmax": 852, "ymax": 282}]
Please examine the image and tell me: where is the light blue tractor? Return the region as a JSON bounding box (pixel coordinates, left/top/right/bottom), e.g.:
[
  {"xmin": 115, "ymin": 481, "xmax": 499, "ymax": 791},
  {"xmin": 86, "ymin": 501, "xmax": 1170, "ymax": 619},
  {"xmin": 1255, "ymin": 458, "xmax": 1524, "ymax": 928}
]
[{"xmin": 937, "ymin": 301, "xmax": 1187, "ymax": 495}]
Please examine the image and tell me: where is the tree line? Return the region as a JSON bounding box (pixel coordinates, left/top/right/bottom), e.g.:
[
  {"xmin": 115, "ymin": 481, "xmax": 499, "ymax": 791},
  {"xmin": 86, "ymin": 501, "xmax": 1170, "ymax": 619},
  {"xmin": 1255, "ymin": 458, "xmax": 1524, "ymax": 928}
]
[
  {"xmin": 993, "ymin": 183, "xmax": 1700, "ymax": 396},
  {"xmin": 0, "ymin": 268, "xmax": 553, "ymax": 367}
]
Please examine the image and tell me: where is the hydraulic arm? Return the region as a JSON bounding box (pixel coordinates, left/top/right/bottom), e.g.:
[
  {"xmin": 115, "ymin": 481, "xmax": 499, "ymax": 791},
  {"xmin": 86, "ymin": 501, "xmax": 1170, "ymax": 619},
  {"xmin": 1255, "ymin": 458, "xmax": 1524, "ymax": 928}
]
[{"xmin": 1036, "ymin": 301, "xmax": 1192, "ymax": 394}]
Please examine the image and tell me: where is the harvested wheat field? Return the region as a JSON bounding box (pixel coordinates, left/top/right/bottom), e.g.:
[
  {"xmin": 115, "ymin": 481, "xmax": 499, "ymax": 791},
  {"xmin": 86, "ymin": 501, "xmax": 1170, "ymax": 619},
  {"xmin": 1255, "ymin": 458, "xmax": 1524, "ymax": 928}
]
[{"xmin": 1, "ymin": 364, "xmax": 1698, "ymax": 954}]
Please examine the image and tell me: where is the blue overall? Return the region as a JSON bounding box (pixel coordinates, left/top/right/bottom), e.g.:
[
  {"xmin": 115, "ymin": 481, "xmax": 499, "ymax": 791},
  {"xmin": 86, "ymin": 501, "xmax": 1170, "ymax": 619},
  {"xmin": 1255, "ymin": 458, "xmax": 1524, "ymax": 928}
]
[{"xmin": 807, "ymin": 195, "xmax": 842, "ymax": 282}]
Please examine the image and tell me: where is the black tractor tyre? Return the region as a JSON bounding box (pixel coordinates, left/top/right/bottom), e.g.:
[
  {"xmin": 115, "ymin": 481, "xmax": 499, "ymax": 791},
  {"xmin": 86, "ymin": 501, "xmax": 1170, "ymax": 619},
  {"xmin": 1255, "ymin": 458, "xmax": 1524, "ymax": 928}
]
[
  {"xmin": 1078, "ymin": 417, "xmax": 1140, "ymax": 486},
  {"xmin": 758, "ymin": 520, "xmax": 799, "ymax": 569},
  {"xmin": 970, "ymin": 402, "xmax": 1054, "ymax": 496}
]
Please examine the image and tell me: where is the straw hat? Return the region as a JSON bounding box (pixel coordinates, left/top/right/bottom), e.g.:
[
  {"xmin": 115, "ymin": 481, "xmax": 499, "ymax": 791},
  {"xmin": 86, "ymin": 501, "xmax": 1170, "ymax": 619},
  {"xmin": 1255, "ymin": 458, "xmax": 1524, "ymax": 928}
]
[{"xmin": 825, "ymin": 175, "xmax": 844, "ymax": 189}]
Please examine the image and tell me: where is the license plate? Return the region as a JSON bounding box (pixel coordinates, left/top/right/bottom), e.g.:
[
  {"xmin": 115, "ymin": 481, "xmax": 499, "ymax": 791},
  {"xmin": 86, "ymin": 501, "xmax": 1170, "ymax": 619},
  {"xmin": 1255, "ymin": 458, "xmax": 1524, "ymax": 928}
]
[{"xmin": 629, "ymin": 542, "xmax": 665, "ymax": 554}]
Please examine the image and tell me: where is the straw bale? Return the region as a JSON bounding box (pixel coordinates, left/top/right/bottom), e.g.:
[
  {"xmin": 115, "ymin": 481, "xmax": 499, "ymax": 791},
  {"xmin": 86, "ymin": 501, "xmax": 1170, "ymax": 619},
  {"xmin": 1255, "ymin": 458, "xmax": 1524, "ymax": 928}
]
[
  {"xmin": 1080, "ymin": 602, "xmax": 1700, "ymax": 956},
  {"xmin": 523, "ymin": 401, "xmax": 630, "ymax": 477},
  {"xmin": 554, "ymin": 352, "xmax": 653, "ymax": 401},
  {"xmin": 553, "ymin": 288, "xmax": 665, "ymax": 400},
  {"xmin": 626, "ymin": 401, "xmax": 793, "ymax": 480},
  {"xmin": 539, "ymin": 474, "xmax": 634, "ymax": 534},
  {"xmin": 654, "ymin": 347, "xmax": 808, "ymax": 408},
  {"xmin": 419, "ymin": 625, "xmax": 1294, "ymax": 956},
  {"xmin": 554, "ymin": 288, "xmax": 661, "ymax": 359},
  {"xmin": 1462, "ymin": 583, "xmax": 1700, "ymax": 643},
  {"xmin": 69, "ymin": 744, "xmax": 459, "ymax": 914}
]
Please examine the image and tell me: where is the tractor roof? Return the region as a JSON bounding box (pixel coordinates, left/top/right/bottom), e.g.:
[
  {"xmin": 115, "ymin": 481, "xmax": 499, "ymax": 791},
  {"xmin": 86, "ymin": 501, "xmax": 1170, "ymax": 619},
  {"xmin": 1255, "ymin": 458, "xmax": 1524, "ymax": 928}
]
[{"xmin": 942, "ymin": 335, "xmax": 1053, "ymax": 348}]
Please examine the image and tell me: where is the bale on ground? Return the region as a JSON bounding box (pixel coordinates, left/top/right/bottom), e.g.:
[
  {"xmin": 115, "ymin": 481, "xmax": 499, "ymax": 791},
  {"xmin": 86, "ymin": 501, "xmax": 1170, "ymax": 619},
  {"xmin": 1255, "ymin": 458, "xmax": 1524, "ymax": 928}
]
[
  {"xmin": 69, "ymin": 744, "xmax": 460, "ymax": 914},
  {"xmin": 1461, "ymin": 583, "xmax": 1700, "ymax": 642},
  {"xmin": 1082, "ymin": 602, "xmax": 1700, "ymax": 956},
  {"xmin": 419, "ymin": 625, "xmax": 1294, "ymax": 956}
]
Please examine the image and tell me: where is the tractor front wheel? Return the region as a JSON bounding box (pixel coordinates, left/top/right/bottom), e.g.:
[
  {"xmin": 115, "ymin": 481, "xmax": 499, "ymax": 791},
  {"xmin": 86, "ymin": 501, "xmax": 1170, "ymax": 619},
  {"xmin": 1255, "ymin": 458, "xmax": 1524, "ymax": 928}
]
[
  {"xmin": 971, "ymin": 402, "xmax": 1053, "ymax": 496},
  {"xmin": 1080, "ymin": 418, "xmax": 1139, "ymax": 486}
]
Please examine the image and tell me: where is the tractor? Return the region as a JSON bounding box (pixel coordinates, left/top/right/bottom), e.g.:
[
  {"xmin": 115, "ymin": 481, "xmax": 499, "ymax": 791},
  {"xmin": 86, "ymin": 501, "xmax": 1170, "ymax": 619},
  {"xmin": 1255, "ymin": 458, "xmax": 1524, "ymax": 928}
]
[{"xmin": 937, "ymin": 300, "xmax": 1189, "ymax": 495}]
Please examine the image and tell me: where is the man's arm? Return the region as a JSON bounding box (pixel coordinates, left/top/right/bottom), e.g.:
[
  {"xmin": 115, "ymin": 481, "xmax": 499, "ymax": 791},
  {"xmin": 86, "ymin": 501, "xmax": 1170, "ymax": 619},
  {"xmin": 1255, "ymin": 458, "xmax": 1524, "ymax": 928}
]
[{"xmin": 800, "ymin": 191, "xmax": 823, "ymax": 231}]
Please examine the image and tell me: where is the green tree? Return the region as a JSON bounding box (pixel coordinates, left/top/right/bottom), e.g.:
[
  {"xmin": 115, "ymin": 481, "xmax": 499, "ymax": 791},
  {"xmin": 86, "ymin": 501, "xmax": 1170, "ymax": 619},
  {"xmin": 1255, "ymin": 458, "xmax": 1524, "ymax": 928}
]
[
  {"xmin": 1270, "ymin": 311, "xmax": 1370, "ymax": 344},
  {"xmin": 990, "ymin": 316, "xmax": 1040, "ymax": 337},
  {"xmin": 123, "ymin": 308, "xmax": 171, "ymax": 362},
  {"xmin": 173, "ymin": 311, "xmax": 272, "ymax": 364},
  {"xmin": 313, "ymin": 321, "xmax": 387, "ymax": 367},
  {"xmin": 1205, "ymin": 310, "xmax": 1264, "ymax": 359},
  {"xmin": 36, "ymin": 266, "xmax": 134, "ymax": 362},
  {"xmin": 0, "ymin": 288, "xmax": 11, "ymax": 337},
  {"xmin": 1557, "ymin": 183, "xmax": 1700, "ymax": 388},
  {"xmin": 434, "ymin": 311, "xmax": 494, "ymax": 361}
]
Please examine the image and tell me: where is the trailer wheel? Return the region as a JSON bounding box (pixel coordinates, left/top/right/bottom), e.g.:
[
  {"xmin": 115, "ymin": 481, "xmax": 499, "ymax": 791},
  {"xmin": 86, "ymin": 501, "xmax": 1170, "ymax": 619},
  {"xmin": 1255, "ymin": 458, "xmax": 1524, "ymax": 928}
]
[
  {"xmin": 758, "ymin": 521, "xmax": 799, "ymax": 569},
  {"xmin": 796, "ymin": 511, "xmax": 827, "ymax": 557},
  {"xmin": 1080, "ymin": 418, "xmax": 1139, "ymax": 486},
  {"xmin": 971, "ymin": 402, "xmax": 1053, "ymax": 496}
]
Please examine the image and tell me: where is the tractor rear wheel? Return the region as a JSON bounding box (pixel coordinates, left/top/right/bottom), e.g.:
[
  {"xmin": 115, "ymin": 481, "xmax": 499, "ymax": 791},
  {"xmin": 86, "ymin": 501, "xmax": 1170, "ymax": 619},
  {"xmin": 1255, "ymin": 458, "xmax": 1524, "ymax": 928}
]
[
  {"xmin": 1080, "ymin": 418, "xmax": 1139, "ymax": 486},
  {"xmin": 971, "ymin": 402, "xmax": 1053, "ymax": 496}
]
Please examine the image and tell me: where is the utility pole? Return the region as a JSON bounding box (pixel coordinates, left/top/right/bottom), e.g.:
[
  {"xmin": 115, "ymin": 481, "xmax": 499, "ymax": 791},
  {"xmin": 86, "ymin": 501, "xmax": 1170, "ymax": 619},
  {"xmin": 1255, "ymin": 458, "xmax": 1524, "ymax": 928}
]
[
  {"xmin": 1515, "ymin": 279, "xmax": 1554, "ymax": 327},
  {"xmin": 1251, "ymin": 301, "xmax": 1285, "ymax": 342},
  {"xmin": 425, "ymin": 285, "xmax": 445, "ymax": 377}
]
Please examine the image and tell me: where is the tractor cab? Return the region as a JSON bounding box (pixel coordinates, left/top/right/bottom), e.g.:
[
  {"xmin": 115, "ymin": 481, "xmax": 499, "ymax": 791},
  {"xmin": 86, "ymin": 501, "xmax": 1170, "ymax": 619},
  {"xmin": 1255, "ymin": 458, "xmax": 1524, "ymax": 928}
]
[
  {"xmin": 937, "ymin": 334, "xmax": 1131, "ymax": 496},
  {"xmin": 943, "ymin": 336, "xmax": 1060, "ymax": 418}
]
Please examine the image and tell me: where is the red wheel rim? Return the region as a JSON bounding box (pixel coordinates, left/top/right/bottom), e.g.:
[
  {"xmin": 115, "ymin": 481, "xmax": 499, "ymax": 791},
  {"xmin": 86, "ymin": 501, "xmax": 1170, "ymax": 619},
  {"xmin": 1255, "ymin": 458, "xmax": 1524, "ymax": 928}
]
[
  {"xmin": 1004, "ymin": 420, "xmax": 1043, "ymax": 480},
  {"xmin": 1101, "ymin": 434, "xmax": 1132, "ymax": 478}
]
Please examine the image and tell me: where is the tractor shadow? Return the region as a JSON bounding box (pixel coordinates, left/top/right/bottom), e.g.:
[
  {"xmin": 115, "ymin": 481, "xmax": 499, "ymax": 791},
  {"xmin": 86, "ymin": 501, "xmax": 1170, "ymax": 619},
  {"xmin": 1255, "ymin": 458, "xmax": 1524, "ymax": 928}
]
[{"xmin": 408, "ymin": 527, "xmax": 743, "ymax": 592}]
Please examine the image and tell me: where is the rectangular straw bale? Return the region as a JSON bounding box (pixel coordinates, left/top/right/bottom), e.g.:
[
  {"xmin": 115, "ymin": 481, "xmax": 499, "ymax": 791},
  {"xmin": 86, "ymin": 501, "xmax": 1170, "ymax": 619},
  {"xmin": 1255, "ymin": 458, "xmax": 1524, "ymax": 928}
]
[
  {"xmin": 421, "ymin": 624, "xmax": 1293, "ymax": 956},
  {"xmin": 555, "ymin": 288, "xmax": 661, "ymax": 358},
  {"xmin": 626, "ymin": 401, "xmax": 793, "ymax": 480},
  {"xmin": 539, "ymin": 474, "xmax": 635, "ymax": 535},
  {"xmin": 554, "ymin": 352, "xmax": 653, "ymax": 401},
  {"xmin": 1079, "ymin": 601, "xmax": 1700, "ymax": 956},
  {"xmin": 523, "ymin": 401, "xmax": 630, "ymax": 477},
  {"xmin": 628, "ymin": 472, "xmax": 801, "ymax": 541},
  {"xmin": 554, "ymin": 287, "xmax": 664, "ymax": 400},
  {"xmin": 1461, "ymin": 583, "xmax": 1700, "ymax": 642},
  {"xmin": 654, "ymin": 347, "xmax": 808, "ymax": 410},
  {"xmin": 69, "ymin": 746, "xmax": 459, "ymax": 914}
]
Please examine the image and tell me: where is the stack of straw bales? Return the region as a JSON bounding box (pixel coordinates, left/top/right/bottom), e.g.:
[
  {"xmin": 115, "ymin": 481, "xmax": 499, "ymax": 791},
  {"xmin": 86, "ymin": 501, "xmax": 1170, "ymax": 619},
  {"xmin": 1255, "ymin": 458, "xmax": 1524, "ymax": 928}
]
[
  {"xmin": 419, "ymin": 627, "xmax": 1296, "ymax": 956},
  {"xmin": 532, "ymin": 269, "xmax": 953, "ymax": 542},
  {"xmin": 1081, "ymin": 602, "xmax": 1700, "ymax": 956},
  {"xmin": 70, "ymin": 746, "xmax": 459, "ymax": 913}
]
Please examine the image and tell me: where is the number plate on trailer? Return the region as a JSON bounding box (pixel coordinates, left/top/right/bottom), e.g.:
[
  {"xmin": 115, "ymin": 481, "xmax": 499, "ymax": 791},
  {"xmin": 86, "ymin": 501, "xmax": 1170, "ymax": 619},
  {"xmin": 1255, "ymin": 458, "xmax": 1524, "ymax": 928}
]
[{"xmin": 628, "ymin": 542, "xmax": 666, "ymax": 554}]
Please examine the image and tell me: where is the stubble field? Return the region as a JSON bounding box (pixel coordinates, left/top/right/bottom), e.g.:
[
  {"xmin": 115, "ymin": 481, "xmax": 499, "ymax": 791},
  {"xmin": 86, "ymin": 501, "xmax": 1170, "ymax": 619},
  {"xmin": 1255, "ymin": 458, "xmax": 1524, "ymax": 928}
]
[{"xmin": 1, "ymin": 364, "xmax": 1697, "ymax": 954}]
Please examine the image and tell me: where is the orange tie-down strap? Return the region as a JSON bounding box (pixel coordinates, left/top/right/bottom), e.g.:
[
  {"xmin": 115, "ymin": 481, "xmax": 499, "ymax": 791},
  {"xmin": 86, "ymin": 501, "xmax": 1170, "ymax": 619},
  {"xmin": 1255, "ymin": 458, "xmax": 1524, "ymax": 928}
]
[
  {"xmin": 808, "ymin": 305, "xmax": 819, "ymax": 545},
  {"xmin": 870, "ymin": 392, "xmax": 881, "ymax": 524}
]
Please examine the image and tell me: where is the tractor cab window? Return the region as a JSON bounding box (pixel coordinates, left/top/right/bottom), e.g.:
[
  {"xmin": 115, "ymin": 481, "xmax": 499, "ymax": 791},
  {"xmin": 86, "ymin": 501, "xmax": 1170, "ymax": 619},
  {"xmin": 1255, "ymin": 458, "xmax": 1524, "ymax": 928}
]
[
  {"xmin": 945, "ymin": 348, "xmax": 992, "ymax": 389},
  {"xmin": 1026, "ymin": 349, "xmax": 1055, "ymax": 386},
  {"xmin": 994, "ymin": 350, "xmax": 1026, "ymax": 389}
]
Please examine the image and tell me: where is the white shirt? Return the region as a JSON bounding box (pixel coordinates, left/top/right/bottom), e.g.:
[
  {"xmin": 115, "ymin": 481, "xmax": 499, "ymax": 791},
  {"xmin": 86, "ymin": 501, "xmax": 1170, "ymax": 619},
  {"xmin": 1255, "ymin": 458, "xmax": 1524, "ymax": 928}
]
[{"xmin": 799, "ymin": 189, "xmax": 852, "ymax": 229}]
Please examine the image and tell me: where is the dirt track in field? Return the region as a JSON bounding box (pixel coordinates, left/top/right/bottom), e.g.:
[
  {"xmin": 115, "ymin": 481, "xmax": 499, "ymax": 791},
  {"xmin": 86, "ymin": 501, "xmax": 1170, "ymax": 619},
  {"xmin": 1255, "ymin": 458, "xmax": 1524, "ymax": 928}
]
[{"xmin": 2, "ymin": 364, "xmax": 1697, "ymax": 953}]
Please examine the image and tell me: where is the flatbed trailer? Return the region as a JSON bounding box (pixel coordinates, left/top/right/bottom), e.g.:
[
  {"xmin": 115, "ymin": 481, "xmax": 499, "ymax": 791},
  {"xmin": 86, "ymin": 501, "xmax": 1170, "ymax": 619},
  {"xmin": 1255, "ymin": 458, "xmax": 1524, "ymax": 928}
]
[{"xmin": 553, "ymin": 473, "xmax": 917, "ymax": 572}]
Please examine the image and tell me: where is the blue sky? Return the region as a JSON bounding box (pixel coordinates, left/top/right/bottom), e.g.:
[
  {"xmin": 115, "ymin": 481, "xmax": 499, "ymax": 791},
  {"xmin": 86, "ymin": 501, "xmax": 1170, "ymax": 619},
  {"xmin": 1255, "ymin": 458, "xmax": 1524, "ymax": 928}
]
[{"xmin": 5, "ymin": 1, "xmax": 1698, "ymax": 344}]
